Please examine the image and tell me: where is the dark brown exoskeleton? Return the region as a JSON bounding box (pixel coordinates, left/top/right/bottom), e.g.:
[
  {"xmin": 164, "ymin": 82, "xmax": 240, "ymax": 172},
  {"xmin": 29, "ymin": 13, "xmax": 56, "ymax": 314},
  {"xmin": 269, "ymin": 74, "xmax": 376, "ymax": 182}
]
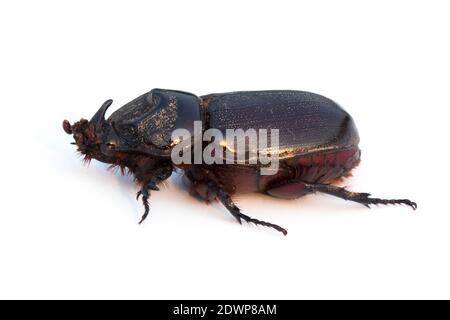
[{"xmin": 63, "ymin": 89, "xmax": 416, "ymax": 235}]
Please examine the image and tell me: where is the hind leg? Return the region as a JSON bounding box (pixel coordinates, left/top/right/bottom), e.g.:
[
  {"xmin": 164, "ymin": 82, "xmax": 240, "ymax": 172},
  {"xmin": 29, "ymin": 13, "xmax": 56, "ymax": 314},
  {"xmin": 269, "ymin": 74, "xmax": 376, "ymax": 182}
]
[{"xmin": 267, "ymin": 180, "xmax": 417, "ymax": 210}]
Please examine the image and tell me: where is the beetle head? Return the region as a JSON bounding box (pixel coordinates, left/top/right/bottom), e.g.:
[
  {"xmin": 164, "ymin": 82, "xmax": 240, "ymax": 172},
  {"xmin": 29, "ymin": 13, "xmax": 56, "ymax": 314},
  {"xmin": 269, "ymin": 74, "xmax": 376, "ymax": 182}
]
[{"xmin": 63, "ymin": 99, "xmax": 121, "ymax": 164}]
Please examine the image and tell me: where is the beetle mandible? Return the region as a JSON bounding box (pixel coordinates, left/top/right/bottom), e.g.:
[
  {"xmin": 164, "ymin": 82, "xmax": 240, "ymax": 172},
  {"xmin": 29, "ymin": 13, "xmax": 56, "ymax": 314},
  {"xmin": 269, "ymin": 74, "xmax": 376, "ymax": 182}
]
[{"xmin": 63, "ymin": 89, "xmax": 416, "ymax": 235}]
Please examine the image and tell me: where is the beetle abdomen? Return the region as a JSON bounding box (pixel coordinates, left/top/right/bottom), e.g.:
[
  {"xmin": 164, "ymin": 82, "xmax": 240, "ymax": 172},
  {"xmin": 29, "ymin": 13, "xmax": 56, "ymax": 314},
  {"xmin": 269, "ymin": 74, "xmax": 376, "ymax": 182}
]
[
  {"xmin": 256, "ymin": 147, "xmax": 361, "ymax": 192},
  {"xmin": 286, "ymin": 147, "xmax": 361, "ymax": 184},
  {"xmin": 193, "ymin": 147, "xmax": 361, "ymax": 195}
]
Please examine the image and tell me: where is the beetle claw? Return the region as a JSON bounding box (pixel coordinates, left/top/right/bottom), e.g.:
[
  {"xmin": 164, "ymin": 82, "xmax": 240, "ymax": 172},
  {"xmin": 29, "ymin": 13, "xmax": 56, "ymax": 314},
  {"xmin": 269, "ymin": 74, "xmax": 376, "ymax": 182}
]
[
  {"xmin": 233, "ymin": 213, "xmax": 243, "ymax": 225},
  {"xmin": 138, "ymin": 202, "xmax": 150, "ymax": 224},
  {"xmin": 401, "ymin": 200, "xmax": 417, "ymax": 210}
]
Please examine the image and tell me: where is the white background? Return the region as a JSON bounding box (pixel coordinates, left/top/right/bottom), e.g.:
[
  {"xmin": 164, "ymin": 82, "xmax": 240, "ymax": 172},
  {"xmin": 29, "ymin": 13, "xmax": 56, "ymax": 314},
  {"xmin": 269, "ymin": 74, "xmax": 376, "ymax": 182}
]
[{"xmin": 0, "ymin": 0, "xmax": 448, "ymax": 299}]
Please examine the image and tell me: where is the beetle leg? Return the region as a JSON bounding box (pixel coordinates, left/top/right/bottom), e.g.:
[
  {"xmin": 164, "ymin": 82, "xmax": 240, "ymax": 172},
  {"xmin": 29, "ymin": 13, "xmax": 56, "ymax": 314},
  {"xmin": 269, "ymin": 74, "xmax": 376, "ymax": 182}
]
[
  {"xmin": 136, "ymin": 180, "xmax": 159, "ymax": 224},
  {"xmin": 304, "ymin": 183, "xmax": 417, "ymax": 210},
  {"xmin": 208, "ymin": 182, "xmax": 288, "ymax": 235},
  {"xmin": 266, "ymin": 180, "xmax": 309, "ymax": 199},
  {"xmin": 136, "ymin": 165, "xmax": 172, "ymax": 224}
]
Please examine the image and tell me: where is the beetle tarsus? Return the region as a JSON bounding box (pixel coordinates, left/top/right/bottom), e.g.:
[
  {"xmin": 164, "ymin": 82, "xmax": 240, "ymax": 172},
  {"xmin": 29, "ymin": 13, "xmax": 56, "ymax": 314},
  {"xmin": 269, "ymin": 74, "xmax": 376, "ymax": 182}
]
[
  {"xmin": 305, "ymin": 183, "xmax": 417, "ymax": 210},
  {"xmin": 139, "ymin": 200, "xmax": 150, "ymax": 224},
  {"xmin": 137, "ymin": 183, "xmax": 160, "ymax": 224},
  {"xmin": 138, "ymin": 184, "xmax": 151, "ymax": 224},
  {"xmin": 137, "ymin": 180, "xmax": 157, "ymax": 224},
  {"xmin": 213, "ymin": 186, "xmax": 288, "ymax": 236}
]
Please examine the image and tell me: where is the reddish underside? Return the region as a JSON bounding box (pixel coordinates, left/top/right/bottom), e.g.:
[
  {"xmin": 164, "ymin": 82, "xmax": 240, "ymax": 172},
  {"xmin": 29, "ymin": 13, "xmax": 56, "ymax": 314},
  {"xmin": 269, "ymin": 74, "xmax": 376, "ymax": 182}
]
[
  {"xmin": 285, "ymin": 147, "xmax": 361, "ymax": 183},
  {"xmin": 203, "ymin": 147, "xmax": 361, "ymax": 194}
]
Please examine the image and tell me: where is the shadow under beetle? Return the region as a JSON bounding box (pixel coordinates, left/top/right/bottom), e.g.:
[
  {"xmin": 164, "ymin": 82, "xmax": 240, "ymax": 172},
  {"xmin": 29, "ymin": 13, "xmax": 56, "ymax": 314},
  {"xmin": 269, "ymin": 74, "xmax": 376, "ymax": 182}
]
[{"xmin": 63, "ymin": 89, "xmax": 416, "ymax": 235}]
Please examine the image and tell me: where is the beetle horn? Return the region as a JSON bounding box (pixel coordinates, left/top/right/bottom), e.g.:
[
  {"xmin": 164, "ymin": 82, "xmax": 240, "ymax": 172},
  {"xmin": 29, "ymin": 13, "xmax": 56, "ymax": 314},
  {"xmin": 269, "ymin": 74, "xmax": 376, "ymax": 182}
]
[{"xmin": 90, "ymin": 99, "xmax": 113, "ymax": 130}]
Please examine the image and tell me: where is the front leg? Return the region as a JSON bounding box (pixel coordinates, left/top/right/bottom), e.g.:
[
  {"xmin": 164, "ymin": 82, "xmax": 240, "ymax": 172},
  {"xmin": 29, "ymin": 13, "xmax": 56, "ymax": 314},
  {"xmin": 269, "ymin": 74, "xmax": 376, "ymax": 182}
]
[{"xmin": 136, "ymin": 164, "xmax": 172, "ymax": 224}]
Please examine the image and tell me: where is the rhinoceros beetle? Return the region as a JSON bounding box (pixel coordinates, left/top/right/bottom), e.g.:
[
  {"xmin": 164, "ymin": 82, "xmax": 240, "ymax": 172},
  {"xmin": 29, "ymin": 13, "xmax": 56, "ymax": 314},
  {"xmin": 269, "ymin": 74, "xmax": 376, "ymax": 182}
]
[{"xmin": 63, "ymin": 89, "xmax": 416, "ymax": 235}]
